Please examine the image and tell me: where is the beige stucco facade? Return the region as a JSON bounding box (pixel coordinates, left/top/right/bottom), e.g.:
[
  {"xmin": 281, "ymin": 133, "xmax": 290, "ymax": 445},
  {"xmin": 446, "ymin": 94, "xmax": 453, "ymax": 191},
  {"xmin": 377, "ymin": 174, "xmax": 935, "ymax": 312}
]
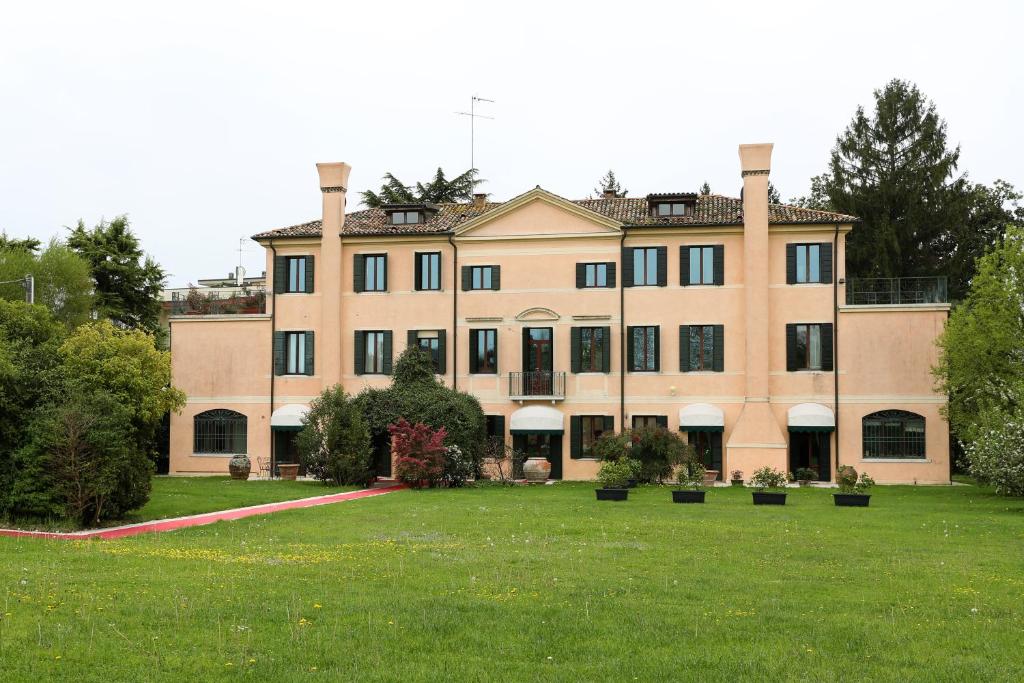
[{"xmin": 169, "ymin": 144, "xmax": 951, "ymax": 484}]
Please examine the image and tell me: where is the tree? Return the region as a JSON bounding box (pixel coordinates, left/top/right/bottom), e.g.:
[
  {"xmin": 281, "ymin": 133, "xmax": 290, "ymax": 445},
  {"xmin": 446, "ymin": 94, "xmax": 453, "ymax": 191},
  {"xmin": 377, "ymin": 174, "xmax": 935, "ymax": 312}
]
[
  {"xmin": 767, "ymin": 182, "xmax": 782, "ymax": 204},
  {"xmin": 390, "ymin": 418, "xmax": 447, "ymax": 488},
  {"xmin": 0, "ymin": 233, "xmax": 41, "ymax": 254},
  {"xmin": 698, "ymin": 181, "xmax": 712, "ymax": 195},
  {"xmin": 296, "ymin": 385, "xmax": 373, "ymax": 486},
  {"xmin": 66, "ymin": 216, "xmax": 166, "ymax": 335},
  {"xmin": 593, "ymin": 170, "xmax": 627, "ymax": 198},
  {"xmin": 0, "ymin": 238, "xmax": 95, "ymax": 327},
  {"xmin": 789, "ymin": 175, "xmax": 831, "ymax": 210},
  {"xmin": 361, "ymin": 168, "xmax": 482, "ymax": 208},
  {"xmin": 963, "ymin": 403, "xmax": 1024, "ymax": 496}
]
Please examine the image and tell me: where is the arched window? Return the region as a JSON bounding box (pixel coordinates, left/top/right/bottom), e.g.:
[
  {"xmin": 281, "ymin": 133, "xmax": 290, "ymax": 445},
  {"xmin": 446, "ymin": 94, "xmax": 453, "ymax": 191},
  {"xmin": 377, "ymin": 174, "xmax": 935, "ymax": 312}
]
[
  {"xmin": 193, "ymin": 409, "xmax": 247, "ymax": 455},
  {"xmin": 862, "ymin": 410, "xmax": 925, "ymax": 459}
]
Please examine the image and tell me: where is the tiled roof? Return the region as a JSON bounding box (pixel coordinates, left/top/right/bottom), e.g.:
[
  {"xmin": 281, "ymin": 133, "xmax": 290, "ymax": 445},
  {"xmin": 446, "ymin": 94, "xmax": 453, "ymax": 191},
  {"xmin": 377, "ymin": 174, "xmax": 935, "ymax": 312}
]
[{"xmin": 251, "ymin": 195, "xmax": 857, "ymax": 240}]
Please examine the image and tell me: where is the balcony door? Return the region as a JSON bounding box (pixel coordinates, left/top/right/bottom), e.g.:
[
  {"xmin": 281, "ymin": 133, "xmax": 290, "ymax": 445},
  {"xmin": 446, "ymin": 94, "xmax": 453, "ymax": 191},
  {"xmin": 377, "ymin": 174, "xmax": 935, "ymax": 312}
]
[{"xmin": 523, "ymin": 327, "xmax": 553, "ymax": 395}]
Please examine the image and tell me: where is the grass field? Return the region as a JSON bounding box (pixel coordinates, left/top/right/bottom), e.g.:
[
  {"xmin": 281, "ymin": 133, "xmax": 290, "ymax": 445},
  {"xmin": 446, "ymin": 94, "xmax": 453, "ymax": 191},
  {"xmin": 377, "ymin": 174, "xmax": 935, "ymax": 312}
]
[{"xmin": 1, "ymin": 482, "xmax": 1022, "ymax": 681}]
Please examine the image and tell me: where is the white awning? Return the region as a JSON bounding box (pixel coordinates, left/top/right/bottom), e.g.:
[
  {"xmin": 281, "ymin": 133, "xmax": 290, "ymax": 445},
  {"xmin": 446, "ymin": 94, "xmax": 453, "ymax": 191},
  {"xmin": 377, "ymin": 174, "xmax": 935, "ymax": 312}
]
[
  {"xmin": 788, "ymin": 403, "xmax": 835, "ymax": 432},
  {"xmin": 270, "ymin": 404, "xmax": 309, "ymax": 431},
  {"xmin": 678, "ymin": 403, "xmax": 725, "ymax": 432},
  {"xmin": 509, "ymin": 406, "xmax": 564, "ymax": 434}
]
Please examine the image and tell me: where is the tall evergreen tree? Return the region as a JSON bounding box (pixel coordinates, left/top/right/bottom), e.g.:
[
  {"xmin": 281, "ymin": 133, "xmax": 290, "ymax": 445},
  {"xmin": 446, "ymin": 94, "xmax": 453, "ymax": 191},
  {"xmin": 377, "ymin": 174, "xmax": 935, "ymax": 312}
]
[
  {"xmin": 593, "ymin": 170, "xmax": 627, "ymax": 198},
  {"xmin": 361, "ymin": 168, "xmax": 481, "ymax": 208},
  {"xmin": 698, "ymin": 181, "xmax": 712, "ymax": 195},
  {"xmin": 767, "ymin": 182, "xmax": 782, "ymax": 204}
]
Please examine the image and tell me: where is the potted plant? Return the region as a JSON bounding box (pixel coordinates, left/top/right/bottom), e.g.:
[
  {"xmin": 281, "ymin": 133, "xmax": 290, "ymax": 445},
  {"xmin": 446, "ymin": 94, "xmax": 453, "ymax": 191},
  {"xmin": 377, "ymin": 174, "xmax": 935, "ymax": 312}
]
[
  {"xmin": 749, "ymin": 466, "xmax": 790, "ymax": 505},
  {"xmin": 672, "ymin": 462, "xmax": 707, "ymax": 503},
  {"xmin": 228, "ymin": 454, "xmax": 251, "ymax": 480},
  {"xmin": 595, "ymin": 457, "xmax": 637, "ymax": 501},
  {"xmin": 793, "ymin": 467, "xmax": 818, "ymax": 487},
  {"xmin": 834, "ymin": 465, "xmax": 875, "ymax": 507},
  {"xmin": 730, "ymin": 470, "xmax": 744, "ymax": 487}
]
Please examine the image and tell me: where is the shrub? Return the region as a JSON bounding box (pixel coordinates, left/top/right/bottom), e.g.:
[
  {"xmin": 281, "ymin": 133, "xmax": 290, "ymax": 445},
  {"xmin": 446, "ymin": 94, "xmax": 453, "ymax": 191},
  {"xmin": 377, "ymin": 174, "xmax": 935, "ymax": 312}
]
[
  {"xmin": 628, "ymin": 427, "xmax": 688, "ymax": 483},
  {"xmin": 730, "ymin": 469, "xmax": 744, "ymax": 481},
  {"xmin": 482, "ymin": 436, "xmax": 525, "ymax": 485},
  {"xmin": 297, "ymin": 385, "xmax": 373, "ymax": 486},
  {"xmin": 441, "ymin": 444, "xmax": 475, "ymax": 488},
  {"xmin": 391, "ymin": 419, "xmax": 447, "ymax": 488},
  {"xmin": 676, "ymin": 462, "xmax": 706, "ymax": 489},
  {"xmin": 794, "ymin": 467, "xmax": 819, "ymax": 482},
  {"xmin": 750, "ymin": 466, "xmax": 789, "ymax": 490},
  {"xmin": 597, "ymin": 458, "xmax": 638, "ymax": 489},
  {"xmin": 591, "ymin": 431, "xmax": 632, "ymax": 462},
  {"xmin": 963, "ymin": 406, "xmax": 1024, "ymax": 496},
  {"xmin": 836, "ymin": 465, "xmax": 875, "ymax": 494}
]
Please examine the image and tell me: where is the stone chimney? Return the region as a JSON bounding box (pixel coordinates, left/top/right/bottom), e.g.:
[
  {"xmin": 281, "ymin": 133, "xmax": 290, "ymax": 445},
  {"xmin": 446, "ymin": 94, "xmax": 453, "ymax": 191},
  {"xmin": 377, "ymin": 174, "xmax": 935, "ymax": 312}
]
[
  {"xmin": 316, "ymin": 162, "xmax": 352, "ymax": 386},
  {"xmin": 473, "ymin": 193, "xmax": 487, "ymax": 208}
]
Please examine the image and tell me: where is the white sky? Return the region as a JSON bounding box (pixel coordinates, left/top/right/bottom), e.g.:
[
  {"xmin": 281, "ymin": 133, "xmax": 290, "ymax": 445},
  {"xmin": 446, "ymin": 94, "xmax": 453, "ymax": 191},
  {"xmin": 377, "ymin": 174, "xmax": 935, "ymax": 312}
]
[{"xmin": 1, "ymin": 0, "xmax": 1020, "ymax": 286}]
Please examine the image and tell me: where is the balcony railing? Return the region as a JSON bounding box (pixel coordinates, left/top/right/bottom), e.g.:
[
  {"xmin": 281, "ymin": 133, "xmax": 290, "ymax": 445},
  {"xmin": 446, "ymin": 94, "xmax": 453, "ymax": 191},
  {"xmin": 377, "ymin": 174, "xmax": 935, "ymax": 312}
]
[
  {"xmin": 508, "ymin": 371, "xmax": 566, "ymax": 400},
  {"xmin": 845, "ymin": 277, "xmax": 948, "ymax": 306},
  {"xmin": 165, "ymin": 289, "xmax": 267, "ymax": 316}
]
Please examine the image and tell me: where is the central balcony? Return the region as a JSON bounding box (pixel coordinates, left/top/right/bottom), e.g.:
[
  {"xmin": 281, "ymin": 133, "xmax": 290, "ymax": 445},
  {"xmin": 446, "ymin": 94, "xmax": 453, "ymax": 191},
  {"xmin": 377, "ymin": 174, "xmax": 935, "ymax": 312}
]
[{"xmin": 508, "ymin": 371, "xmax": 566, "ymax": 401}]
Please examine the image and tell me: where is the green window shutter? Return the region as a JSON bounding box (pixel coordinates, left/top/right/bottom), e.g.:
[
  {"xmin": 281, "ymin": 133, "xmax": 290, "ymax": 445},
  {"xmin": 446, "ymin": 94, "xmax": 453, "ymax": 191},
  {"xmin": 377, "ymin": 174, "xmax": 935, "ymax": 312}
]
[
  {"xmin": 656, "ymin": 415, "xmax": 668, "ymax": 429},
  {"xmin": 353, "ymin": 254, "xmax": 365, "ymax": 293},
  {"xmin": 653, "ymin": 326, "xmax": 661, "ymax": 371},
  {"xmin": 622, "ymin": 248, "xmax": 634, "ymax": 287},
  {"xmin": 407, "ymin": 329, "xmax": 418, "ymax": 349},
  {"xmin": 381, "ymin": 255, "xmax": 388, "ymax": 291},
  {"xmin": 712, "ymin": 325, "xmax": 724, "ymax": 372},
  {"xmin": 603, "ymin": 415, "xmax": 615, "ymax": 435},
  {"xmin": 786, "ymin": 324, "xmax": 798, "ymax": 371},
  {"xmin": 712, "ymin": 245, "xmax": 724, "ymax": 286},
  {"xmin": 273, "ymin": 331, "xmax": 286, "ymax": 375},
  {"xmin": 304, "ymin": 331, "xmax": 315, "ymax": 376},
  {"xmin": 273, "ymin": 255, "xmax": 287, "ymax": 294},
  {"xmin": 570, "ymin": 416, "xmax": 581, "ymax": 459},
  {"xmin": 601, "ymin": 326, "xmax": 611, "ymax": 373},
  {"xmin": 821, "ymin": 323, "xmax": 834, "ymax": 371},
  {"xmin": 711, "ymin": 433, "xmax": 723, "ymax": 472},
  {"xmin": 461, "ymin": 266, "xmax": 471, "ymax": 291},
  {"xmin": 354, "ymin": 331, "xmax": 365, "ymax": 375},
  {"xmin": 656, "ymin": 247, "xmax": 668, "ymax": 287},
  {"xmin": 679, "ymin": 247, "xmax": 690, "ymax": 286},
  {"xmin": 576, "ymin": 263, "xmax": 586, "ymax": 288},
  {"xmin": 468, "ymin": 330, "xmax": 479, "ymax": 373},
  {"xmin": 493, "ymin": 414, "xmax": 505, "ymax": 438},
  {"xmin": 521, "ymin": 328, "xmax": 529, "ymax": 371},
  {"xmin": 679, "ymin": 325, "xmax": 690, "ymax": 372},
  {"xmin": 570, "ymin": 327, "xmax": 581, "ymax": 373},
  {"xmin": 436, "ymin": 330, "xmax": 447, "ymax": 375},
  {"xmin": 606, "ymin": 262, "xmax": 616, "ymax": 288},
  {"xmin": 785, "ymin": 244, "xmax": 797, "ymax": 285},
  {"xmin": 304, "ymin": 256, "xmax": 315, "ymax": 293},
  {"xmin": 626, "ymin": 326, "xmax": 636, "ymax": 372},
  {"xmin": 491, "ymin": 265, "xmax": 501, "ymax": 291},
  {"xmin": 381, "ymin": 331, "xmax": 393, "ymax": 375},
  {"xmin": 414, "ymin": 254, "xmax": 423, "ymax": 291},
  {"xmin": 820, "ymin": 243, "xmax": 833, "ymax": 284}
]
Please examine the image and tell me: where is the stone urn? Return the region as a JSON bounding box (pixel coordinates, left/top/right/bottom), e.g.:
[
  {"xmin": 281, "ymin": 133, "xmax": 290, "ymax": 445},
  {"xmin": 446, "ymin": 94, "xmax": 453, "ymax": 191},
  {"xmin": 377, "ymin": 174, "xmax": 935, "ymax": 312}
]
[
  {"xmin": 228, "ymin": 454, "xmax": 251, "ymax": 480},
  {"xmin": 522, "ymin": 457, "xmax": 551, "ymax": 483},
  {"xmin": 278, "ymin": 463, "xmax": 300, "ymax": 480}
]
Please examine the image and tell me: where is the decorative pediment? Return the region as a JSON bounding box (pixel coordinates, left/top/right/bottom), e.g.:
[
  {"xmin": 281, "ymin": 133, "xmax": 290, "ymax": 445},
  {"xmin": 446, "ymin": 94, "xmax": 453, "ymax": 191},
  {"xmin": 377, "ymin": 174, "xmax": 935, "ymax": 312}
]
[
  {"xmin": 515, "ymin": 307, "xmax": 560, "ymax": 322},
  {"xmin": 455, "ymin": 187, "xmax": 622, "ymax": 239}
]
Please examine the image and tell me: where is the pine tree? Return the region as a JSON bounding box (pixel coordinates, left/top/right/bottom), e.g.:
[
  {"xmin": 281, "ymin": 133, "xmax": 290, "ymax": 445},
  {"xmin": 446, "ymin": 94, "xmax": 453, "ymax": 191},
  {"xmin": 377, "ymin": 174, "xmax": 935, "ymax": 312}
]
[
  {"xmin": 593, "ymin": 170, "xmax": 627, "ymax": 198},
  {"xmin": 360, "ymin": 168, "xmax": 482, "ymax": 208},
  {"xmin": 698, "ymin": 181, "xmax": 712, "ymax": 195},
  {"xmin": 767, "ymin": 182, "xmax": 782, "ymax": 204}
]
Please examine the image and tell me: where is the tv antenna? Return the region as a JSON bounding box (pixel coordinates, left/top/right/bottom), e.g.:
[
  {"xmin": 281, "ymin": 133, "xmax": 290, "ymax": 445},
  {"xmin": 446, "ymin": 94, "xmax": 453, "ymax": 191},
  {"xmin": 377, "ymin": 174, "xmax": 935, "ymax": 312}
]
[{"xmin": 455, "ymin": 95, "xmax": 495, "ymax": 179}]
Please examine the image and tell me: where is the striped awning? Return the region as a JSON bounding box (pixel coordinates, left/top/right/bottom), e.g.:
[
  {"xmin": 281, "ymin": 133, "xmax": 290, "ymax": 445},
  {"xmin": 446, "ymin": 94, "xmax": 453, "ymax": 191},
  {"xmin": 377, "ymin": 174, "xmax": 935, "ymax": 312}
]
[
  {"xmin": 788, "ymin": 403, "xmax": 835, "ymax": 432},
  {"xmin": 510, "ymin": 406, "xmax": 564, "ymax": 434},
  {"xmin": 270, "ymin": 404, "xmax": 309, "ymax": 431},
  {"xmin": 678, "ymin": 403, "xmax": 725, "ymax": 433}
]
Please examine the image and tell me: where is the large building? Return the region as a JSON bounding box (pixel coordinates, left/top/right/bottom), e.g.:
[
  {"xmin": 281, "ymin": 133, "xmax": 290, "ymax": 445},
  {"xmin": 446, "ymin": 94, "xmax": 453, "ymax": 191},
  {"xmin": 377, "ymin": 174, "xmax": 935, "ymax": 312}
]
[{"xmin": 168, "ymin": 144, "xmax": 951, "ymax": 484}]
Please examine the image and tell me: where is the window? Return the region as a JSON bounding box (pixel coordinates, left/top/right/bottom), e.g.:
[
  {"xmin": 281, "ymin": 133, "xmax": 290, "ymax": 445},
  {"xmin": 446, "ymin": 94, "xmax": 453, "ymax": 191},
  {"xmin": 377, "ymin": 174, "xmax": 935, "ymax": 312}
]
[
  {"xmin": 416, "ymin": 252, "xmax": 441, "ymax": 291},
  {"xmin": 287, "ymin": 256, "xmax": 308, "ymax": 292},
  {"xmin": 355, "ymin": 254, "xmax": 387, "ymax": 292},
  {"xmin": 273, "ymin": 255, "xmax": 313, "ymax": 294},
  {"xmin": 655, "ymin": 202, "xmax": 688, "ymax": 217},
  {"xmin": 628, "ymin": 326, "xmax": 659, "ymax": 372},
  {"xmin": 355, "ymin": 330, "xmax": 392, "ymax": 375},
  {"xmin": 632, "ymin": 247, "xmax": 659, "ymax": 286},
  {"xmin": 193, "ymin": 409, "xmax": 247, "ymax": 455},
  {"xmin": 576, "ymin": 262, "xmax": 616, "ymax": 288},
  {"xmin": 786, "ymin": 323, "xmax": 833, "ymax": 371},
  {"xmin": 787, "ymin": 243, "xmax": 832, "ymax": 284},
  {"xmin": 286, "ymin": 332, "xmax": 307, "ymax": 375},
  {"xmin": 863, "ymin": 410, "xmax": 926, "ymax": 459},
  {"xmin": 473, "ymin": 266, "xmax": 493, "ymax": 290},
  {"xmin": 632, "ymin": 415, "xmax": 666, "ymax": 429},
  {"xmin": 469, "ymin": 329, "xmax": 497, "ymax": 373},
  {"xmin": 682, "ymin": 245, "xmax": 723, "ymax": 286},
  {"xmin": 681, "ymin": 324, "xmax": 723, "ymax": 372},
  {"xmin": 572, "ymin": 327, "xmax": 609, "ymax": 373},
  {"xmin": 571, "ymin": 415, "xmax": 614, "ymax": 458},
  {"xmin": 485, "ymin": 415, "xmax": 505, "ymax": 440},
  {"xmin": 413, "ymin": 330, "xmax": 443, "ymax": 373},
  {"xmin": 365, "ymin": 331, "xmax": 386, "ymax": 374},
  {"xmin": 389, "ymin": 211, "xmax": 421, "ymax": 225}
]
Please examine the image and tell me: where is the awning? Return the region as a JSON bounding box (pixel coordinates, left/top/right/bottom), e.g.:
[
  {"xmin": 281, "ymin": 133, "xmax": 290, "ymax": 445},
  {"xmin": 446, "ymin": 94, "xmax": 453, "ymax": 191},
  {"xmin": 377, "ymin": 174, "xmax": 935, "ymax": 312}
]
[
  {"xmin": 509, "ymin": 406, "xmax": 564, "ymax": 434},
  {"xmin": 788, "ymin": 403, "xmax": 835, "ymax": 432},
  {"xmin": 270, "ymin": 404, "xmax": 309, "ymax": 432},
  {"xmin": 678, "ymin": 403, "xmax": 725, "ymax": 433}
]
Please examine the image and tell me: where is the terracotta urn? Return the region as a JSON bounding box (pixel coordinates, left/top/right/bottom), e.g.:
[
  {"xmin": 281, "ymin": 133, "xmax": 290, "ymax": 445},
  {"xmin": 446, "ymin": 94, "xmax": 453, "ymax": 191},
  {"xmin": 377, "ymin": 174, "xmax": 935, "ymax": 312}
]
[
  {"xmin": 703, "ymin": 469, "xmax": 720, "ymax": 486},
  {"xmin": 228, "ymin": 454, "xmax": 251, "ymax": 480},
  {"xmin": 278, "ymin": 463, "xmax": 300, "ymax": 480},
  {"xmin": 522, "ymin": 457, "xmax": 551, "ymax": 483}
]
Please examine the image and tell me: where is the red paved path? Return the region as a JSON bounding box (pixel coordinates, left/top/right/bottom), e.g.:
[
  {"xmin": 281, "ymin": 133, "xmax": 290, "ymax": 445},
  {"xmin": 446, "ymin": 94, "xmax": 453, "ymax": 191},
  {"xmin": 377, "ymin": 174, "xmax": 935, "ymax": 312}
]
[{"xmin": 0, "ymin": 484, "xmax": 404, "ymax": 541}]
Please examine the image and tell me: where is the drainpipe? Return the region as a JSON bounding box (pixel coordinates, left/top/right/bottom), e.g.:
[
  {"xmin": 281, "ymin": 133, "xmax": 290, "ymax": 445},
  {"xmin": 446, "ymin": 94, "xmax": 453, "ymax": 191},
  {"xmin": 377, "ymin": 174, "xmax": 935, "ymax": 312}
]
[
  {"xmin": 269, "ymin": 239, "xmax": 277, "ymax": 474},
  {"xmin": 619, "ymin": 229, "xmax": 627, "ymax": 429},
  {"xmin": 448, "ymin": 232, "xmax": 458, "ymax": 391},
  {"xmin": 833, "ymin": 223, "xmax": 840, "ymax": 481}
]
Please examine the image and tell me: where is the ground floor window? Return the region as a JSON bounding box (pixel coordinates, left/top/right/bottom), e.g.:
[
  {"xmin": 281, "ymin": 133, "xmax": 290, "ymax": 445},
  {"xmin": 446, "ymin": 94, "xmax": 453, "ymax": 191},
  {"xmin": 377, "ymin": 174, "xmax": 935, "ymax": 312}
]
[
  {"xmin": 687, "ymin": 431, "xmax": 722, "ymax": 479},
  {"xmin": 194, "ymin": 409, "xmax": 247, "ymax": 454},
  {"xmin": 632, "ymin": 415, "xmax": 666, "ymax": 429},
  {"xmin": 862, "ymin": 410, "xmax": 925, "ymax": 459}
]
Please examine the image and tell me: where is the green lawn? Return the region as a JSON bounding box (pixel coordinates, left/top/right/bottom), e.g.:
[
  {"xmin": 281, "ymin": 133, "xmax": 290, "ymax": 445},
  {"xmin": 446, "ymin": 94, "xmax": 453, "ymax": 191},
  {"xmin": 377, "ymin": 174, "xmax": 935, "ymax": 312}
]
[{"xmin": 1, "ymin": 483, "xmax": 1022, "ymax": 681}]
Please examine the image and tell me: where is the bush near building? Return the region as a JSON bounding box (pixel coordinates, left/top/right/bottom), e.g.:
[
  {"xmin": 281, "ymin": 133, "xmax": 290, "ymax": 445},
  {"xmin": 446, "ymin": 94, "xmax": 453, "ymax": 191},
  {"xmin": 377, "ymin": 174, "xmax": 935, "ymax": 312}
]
[{"xmin": 296, "ymin": 385, "xmax": 373, "ymax": 486}]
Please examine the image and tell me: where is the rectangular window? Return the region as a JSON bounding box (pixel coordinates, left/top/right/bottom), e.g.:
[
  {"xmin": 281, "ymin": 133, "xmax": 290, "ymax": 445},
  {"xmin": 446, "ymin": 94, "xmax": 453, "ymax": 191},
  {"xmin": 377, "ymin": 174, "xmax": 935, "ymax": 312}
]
[
  {"xmin": 632, "ymin": 247, "xmax": 659, "ymax": 286},
  {"xmin": 364, "ymin": 331, "xmax": 386, "ymax": 374},
  {"xmin": 656, "ymin": 202, "xmax": 687, "ymax": 217},
  {"xmin": 687, "ymin": 246, "xmax": 715, "ymax": 285},
  {"xmin": 796, "ymin": 243, "xmax": 821, "ymax": 283},
  {"xmin": 687, "ymin": 325, "xmax": 716, "ymax": 371},
  {"xmin": 470, "ymin": 329, "xmax": 497, "ymax": 374},
  {"xmin": 485, "ymin": 415, "xmax": 505, "ymax": 440},
  {"xmin": 578, "ymin": 327, "xmax": 606, "ymax": 372},
  {"xmin": 285, "ymin": 332, "xmax": 306, "ymax": 375},
  {"xmin": 415, "ymin": 330, "xmax": 440, "ymax": 371},
  {"xmin": 471, "ymin": 266, "xmax": 494, "ymax": 290},
  {"xmin": 632, "ymin": 415, "xmax": 663, "ymax": 429},
  {"xmin": 416, "ymin": 252, "xmax": 441, "ymax": 291},
  {"xmin": 362, "ymin": 254, "xmax": 387, "ymax": 292},
  {"xmin": 795, "ymin": 323, "xmax": 823, "ymax": 370},
  {"xmin": 630, "ymin": 326, "xmax": 658, "ymax": 372},
  {"xmin": 390, "ymin": 211, "xmax": 421, "ymax": 225},
  {"xmin": 585, "ymin": 263, "xmax": 607, "ymax": 288},
  {"xmin": 286, "ymin": 256, "xmax": 307, "ymax": 293},
  {"xmin": 580, "ymin": 416, "xmax": 608, "ymax": 457}
]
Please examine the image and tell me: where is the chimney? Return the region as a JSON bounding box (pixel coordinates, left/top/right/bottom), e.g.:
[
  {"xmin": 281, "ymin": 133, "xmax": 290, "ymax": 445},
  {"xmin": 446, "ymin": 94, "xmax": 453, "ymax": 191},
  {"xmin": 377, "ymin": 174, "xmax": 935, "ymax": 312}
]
[
  {"xmin": 602, "ymin": 188, "xmax": 617, "ymax": 199},
  {"xmin": 316, "ymin": 162, "xmax": 353, "ymax": 386},
  {"xmin": 473, "ymin": 193, "xmax": 487, "ymax": 208}
]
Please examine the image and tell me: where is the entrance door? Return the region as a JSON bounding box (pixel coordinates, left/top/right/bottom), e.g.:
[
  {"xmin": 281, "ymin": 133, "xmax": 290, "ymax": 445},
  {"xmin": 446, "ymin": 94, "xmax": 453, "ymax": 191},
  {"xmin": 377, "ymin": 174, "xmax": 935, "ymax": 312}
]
[
  {"xmin": 512, "ymin": 433, "xmax": 563, "ymax": 479},
  {"xmin": 372, "ymin": 431, "xmax": 392, "ymax": 478},
  {"xmin": 687, "ymin": 432, "xmax": 723, "ymax": 480},
  {"xmin": 523, "ymin": 328, "xmax": 553, "ymax": 395},
  {"xmin": 788, "ymin": 431, "xmax": 831, "ymax": 481},
  {"xmin": 273, "ymin": 430, "xmax": 305, "ymax": 476}
]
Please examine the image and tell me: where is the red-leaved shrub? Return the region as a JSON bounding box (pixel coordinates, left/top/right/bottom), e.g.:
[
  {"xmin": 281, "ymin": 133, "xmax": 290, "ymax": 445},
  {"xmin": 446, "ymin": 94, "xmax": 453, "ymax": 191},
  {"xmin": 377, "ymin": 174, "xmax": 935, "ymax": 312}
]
[{"xmin": 390, "ymin": 418, "xmax": 447, "ymax": 488}]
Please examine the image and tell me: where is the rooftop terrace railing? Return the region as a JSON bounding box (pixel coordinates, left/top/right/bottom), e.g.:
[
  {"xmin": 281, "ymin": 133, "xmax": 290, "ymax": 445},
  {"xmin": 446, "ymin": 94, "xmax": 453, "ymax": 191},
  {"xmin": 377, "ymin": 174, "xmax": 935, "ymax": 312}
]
[
  {"xmin": 165, "ymin": 289, "xmax": 267, "ymax": 316},
  {"xmin": 845, "ymin": 277, "xmax": 948, "ymax": 306}
]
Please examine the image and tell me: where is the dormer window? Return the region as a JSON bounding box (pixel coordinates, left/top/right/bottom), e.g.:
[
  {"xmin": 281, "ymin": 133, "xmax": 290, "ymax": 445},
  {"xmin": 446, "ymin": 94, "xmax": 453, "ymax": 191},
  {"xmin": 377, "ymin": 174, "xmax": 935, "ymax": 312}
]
[
  {"xmin": 390, "ymin": 211, "xmax": 421, "ymax": 225},
  {"xmin": 384, "ymin": 203, "xmax": 438, "ymax": 226},
  {"xmin": 656, "ymin": 202, "xmax": 689, "ymax": 217},
  {"xmin": 647, "ymin": 193, "xmax": 697, "ymax": 218}
]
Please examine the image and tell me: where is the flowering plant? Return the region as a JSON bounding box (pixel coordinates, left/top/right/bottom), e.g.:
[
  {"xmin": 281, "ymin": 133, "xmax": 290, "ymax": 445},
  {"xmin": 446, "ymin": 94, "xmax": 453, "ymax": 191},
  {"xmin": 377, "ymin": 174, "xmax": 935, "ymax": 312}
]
[{"xmin": 749, "ymin": 466, "xmax": 789, "ymax": 490}]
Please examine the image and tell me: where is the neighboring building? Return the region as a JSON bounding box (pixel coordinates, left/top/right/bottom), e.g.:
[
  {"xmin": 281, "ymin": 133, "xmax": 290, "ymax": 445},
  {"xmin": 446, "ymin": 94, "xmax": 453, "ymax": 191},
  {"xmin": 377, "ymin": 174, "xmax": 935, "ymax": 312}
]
[
  {"xmin": 168, "ymin": 144, "xmax": 951, "ymax": 484},
  {"xmin": 159, "ymin": 267, "xmax": 266, "ymax": 332}
]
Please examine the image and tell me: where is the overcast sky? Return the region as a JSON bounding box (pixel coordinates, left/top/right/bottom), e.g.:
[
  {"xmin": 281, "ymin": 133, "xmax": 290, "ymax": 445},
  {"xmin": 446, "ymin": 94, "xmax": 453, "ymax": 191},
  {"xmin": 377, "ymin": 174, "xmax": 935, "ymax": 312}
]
[{"xmin": 1, "ymin": 0, "xmax": 1020, "ymax": 286}]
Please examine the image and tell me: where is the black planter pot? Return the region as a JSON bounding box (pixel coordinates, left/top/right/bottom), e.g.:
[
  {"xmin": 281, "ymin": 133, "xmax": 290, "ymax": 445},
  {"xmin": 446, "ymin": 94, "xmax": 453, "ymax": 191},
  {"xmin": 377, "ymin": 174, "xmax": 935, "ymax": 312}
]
[
  {"xmin": 672, "ymin": 490, "xmax": 706, "ymax": 504},
  {"xmin": 752, "ymin": 491, "xmax": 788, "ymax": 505},
  {"xmin": 596, "ymin": 488, "xmax": 629, "ymax": 501},
  {"xmin": 833, "ymin": 493, "xmax": 871, "ymax": 507},
  {"xmin": 730, "ymin": 480, "xmax": 744, "ymax": 487},
  {"xmin": 626, "ymin": 479, "xmax": 638, "ymax": 489}
]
